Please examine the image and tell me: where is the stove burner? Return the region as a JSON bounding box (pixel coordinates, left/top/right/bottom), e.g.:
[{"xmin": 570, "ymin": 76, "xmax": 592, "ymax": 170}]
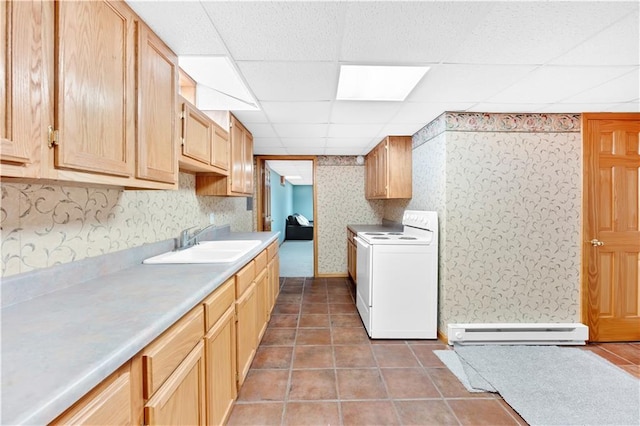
[
  {"xmin": 365, "ymin": 232, "xmax": 385, "ymax": 235},
  {"xmin": 387, "ymin": 232, "xmax": 403, "ymax": 235},
  {"xmin": 399, "ymin": 237, "xmax": 418, "ymax": 240},
  {"xmin": 372, "ymin": 236, "xmax": 390, "ymax": 239}
]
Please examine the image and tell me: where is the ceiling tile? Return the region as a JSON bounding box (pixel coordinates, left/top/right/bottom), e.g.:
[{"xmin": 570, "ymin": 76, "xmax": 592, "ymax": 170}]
[
  {"xmin": 252, "ymin": 137, "xmax": 283, "ymax": 147},
  {"xmin": 280, "ymin": 138, "xmax": 326, "ymax": 148},
  {"xmin": 408, "ymin": 64, "xmax": 537, "ymax": 103},
  {"xmin": 254, "ymin": 146, "xmax": 289, "ymax": 155},
  {"xmin": 262, "ymin": 102, "xmax": 331, "ymax": 123},
  {"xmin": 562, "ymin": 69, "xmax": 639, "ymax": 104},
  {"xmin": 127, "ymin": 1, "xmax": 227, "ymax": 55},
  {"xmin": 325, "ymin": 147, "xmax": 364, "ymax": 155},
  {"xmin": 394, "ymin": 102, "xmax": 471, "ymax": 124},
  {"xmin": 329, "ymin": 101, "xmax": 402, "ymax": 124},
  {"xmin": 328, "ymin": 124, "xmax": 384, "ymax": 138},
  {"xmin": 537, "ymin": 103, "xmax": 620, "ymax": 113},
  {"xmin": 273, "ymin": 124, "xmax": 328, "ymax": 138},
  {"xmin": 377, "ymin": 123, "xmax": 426, "ymax": 137},
  {"xmin": 550, "ymin": 13, "xmax": 639, "ymax": 66},
  {"xmin": 604, "ymin": 101, "xmax": 640, "ymax": 112},
  {"xmin": 445, "ymin": 2, "xmax": 636, "ymax": 64},
  {"xmin": 231, "ymin": 110, "xmax": 270, "ymax": 124},
  {"xmin": 245, "ymin": 123, "xmax": 278, "ymax": 138},
  {"xmin": 285, "ymin": 146, "xmax": 325, "ymax": 155},
  {"xmin": 237, "ymin": 61, "xmax": 338, "ymax": 101},
  {"xmin": 325, "ymin": 137, "xmax": 376, "ymax": 148},
  {"xmin": 487, "ymin": 66, "xmax": 636, "ymax": 104},
  {"xmin": 467, "ymin": 103, "xmax": 551, "ymax": 113},
  {"xmin": 340, "ymin": 2, "xmax": 493, "ymax": 63},
  {"xmin": 203, "ymin": 2, "xmax": 345, "ymax": 61}
]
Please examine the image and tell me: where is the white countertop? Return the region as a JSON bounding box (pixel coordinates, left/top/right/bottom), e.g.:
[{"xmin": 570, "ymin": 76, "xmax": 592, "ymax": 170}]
[{"xmin": 1, "ymin": 232, "xmax": 278, "ymax": 425}]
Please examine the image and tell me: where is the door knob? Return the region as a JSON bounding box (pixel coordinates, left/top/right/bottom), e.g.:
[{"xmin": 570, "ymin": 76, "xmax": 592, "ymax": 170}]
[{"xmin": 590, "ymin": 239, "xmax": 604, "ymax": 247}]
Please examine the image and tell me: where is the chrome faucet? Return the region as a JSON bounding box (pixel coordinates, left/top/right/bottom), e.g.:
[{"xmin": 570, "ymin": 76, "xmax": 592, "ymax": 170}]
[{"xmin": 177, "ymin": 224, "xmax": 216, "ymax": 250}]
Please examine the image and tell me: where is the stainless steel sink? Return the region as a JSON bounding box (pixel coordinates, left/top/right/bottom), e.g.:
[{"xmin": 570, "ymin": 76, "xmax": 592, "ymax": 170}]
[{"xmin": 143, "ymin": 240, "xmax": 261, "ymax": 264}]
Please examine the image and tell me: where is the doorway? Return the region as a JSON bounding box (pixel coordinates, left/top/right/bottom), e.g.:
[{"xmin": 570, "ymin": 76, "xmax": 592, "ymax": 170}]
[
  {"xmin": 256, "ymin": 156, "xmax": 317, "ymax": 277},
  {"xmin": 582, "ymin": 113, "xmax": 640, "ymax": 342}
]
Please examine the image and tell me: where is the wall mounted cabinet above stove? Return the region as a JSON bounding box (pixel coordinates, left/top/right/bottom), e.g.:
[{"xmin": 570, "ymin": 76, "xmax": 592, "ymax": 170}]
[{"xmin": 365, "ymin": 136, "xmax": 412, "ymax": 199}]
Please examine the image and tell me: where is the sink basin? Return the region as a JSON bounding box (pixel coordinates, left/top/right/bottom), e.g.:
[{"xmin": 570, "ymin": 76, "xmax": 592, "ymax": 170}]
[{"xmin": 143, "ymin": 240, "xmax": 261, "ymax": 264}]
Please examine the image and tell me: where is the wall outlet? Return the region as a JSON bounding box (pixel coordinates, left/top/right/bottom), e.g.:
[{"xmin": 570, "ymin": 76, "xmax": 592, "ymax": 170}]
[{"xmin": 209, "ymin": 213, "xmax": 215, "ymax": 225}]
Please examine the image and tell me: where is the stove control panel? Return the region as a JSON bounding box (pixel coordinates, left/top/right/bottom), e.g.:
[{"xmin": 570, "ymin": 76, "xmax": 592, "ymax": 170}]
[{"xmin": 402, "ymin": 210, "xmax": 437, "ymax": 231}]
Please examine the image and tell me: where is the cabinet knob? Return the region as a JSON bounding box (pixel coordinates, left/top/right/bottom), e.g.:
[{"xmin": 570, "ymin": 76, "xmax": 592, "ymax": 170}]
[{"xmin": 590, "ymin": 239, "xmax": 604, "ymax": 247}]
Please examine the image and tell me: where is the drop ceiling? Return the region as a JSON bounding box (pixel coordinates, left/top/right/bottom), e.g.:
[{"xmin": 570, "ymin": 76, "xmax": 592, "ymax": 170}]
[{"xmin": 127, "ymin": 1, "xmax": 640, "ymax": 156}]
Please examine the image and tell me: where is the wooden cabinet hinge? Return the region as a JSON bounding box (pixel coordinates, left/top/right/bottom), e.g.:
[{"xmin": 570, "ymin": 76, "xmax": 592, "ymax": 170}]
[{"xmin": 47, "ymin": 125, "xmax": 59, "ymax": 148}]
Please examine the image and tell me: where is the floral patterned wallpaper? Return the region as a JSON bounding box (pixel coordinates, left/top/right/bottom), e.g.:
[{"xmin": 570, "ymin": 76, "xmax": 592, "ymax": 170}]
[
  {"xmin": 316, "ymin": 163, "xmax": 384, "ymax": 275},
  {"xmin": 384, "ymin": 112, "xmax": 582, "ymax": 331},
  {"xmin": 1, "ymin": 173, "xmax": 252, "ymax": 277}
]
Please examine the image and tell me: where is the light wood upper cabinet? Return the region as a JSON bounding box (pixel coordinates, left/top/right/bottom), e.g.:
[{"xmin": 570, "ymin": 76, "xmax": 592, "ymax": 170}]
[
  {"xmin": 211, "ymin": 120, "xmax": 230, "ymax": 173},
  {"xmin": 136, "ymin": 21, "xmax": 178, "ymax": 184},
  {"xmin": 365, "ymin": 136, "xmax": 412, "ymax": 200},
  {"xmin": 180, "ymin": 98, "xmax": 212, "ymax": 166},
  {"xmin": 54, "ymin": 0, "xmax": 135, "ymax": 178},
  {"xmin": 196, "ymin": 114, "xmax": 253, "ymax": 197},
  {"xmin": 1, "ymin": 0, "xmax": 47, "ymax": 178},
  {"xmin": 178, "ymin": 97, "xmax": 230, "ymax": 176}
]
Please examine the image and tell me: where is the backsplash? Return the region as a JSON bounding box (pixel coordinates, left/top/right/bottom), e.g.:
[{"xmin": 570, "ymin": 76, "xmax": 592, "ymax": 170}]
[
  {"xmin": 1, "ymin": 173, "xmax": 252, "ymax": 277},
  {"xmin": 385, "ymin": 112, "xmax": 582, "ymax": 332}
]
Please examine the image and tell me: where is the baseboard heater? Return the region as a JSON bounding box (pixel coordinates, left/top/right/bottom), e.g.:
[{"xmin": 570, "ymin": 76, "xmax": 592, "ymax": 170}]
[{"xmin": 447, "ymin": 323, "xmax": 589, "ymax": 345}]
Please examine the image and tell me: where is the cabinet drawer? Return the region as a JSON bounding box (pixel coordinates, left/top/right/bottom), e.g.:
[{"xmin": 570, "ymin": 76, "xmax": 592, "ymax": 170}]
[
  {"xmin": 203, "ymin": 278, "xmax": 235, "ymax": 331},
  {"xmin": 236, "ymin": 261, "xmax": 255, "ymax": 297},
  {"xmin": 254, "ymin": 250, "xmax": 267, "ymax": 272},
  {"xmin": 142, "ymin": 306, "xmax": 204, "ymax": 398},
  {"xmin": 51, "ymin": 363, "xmax": 132, "ymax": 425},
  {"xmin": 267, "ymin": 241, "xmax": 278, "ymax": 260}
]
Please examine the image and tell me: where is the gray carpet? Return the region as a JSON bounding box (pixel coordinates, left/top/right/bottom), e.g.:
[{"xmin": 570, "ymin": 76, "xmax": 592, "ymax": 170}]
[
  {"xmin": 279, "ymin": 240, "xmax": 313, "ymax": 277},
  {"xmin": 437, "ymin": 345, "xmax": 640, "ymax": 426}
]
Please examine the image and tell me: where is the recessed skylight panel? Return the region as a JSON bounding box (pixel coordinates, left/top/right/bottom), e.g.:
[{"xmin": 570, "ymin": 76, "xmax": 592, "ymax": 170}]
[{"xmin": 336, "ymin": 65, "xmax": 430, "ymax": 101}]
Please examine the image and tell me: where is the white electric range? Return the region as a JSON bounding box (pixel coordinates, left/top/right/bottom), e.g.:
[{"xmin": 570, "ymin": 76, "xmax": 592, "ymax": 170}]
[{"xmin": 355, "ymin": 210, "xmax": 438, "ymax": 339}]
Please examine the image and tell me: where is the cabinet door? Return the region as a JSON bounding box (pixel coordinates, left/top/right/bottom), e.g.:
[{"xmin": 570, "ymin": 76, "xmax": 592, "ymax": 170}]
[
  {"xmin": 211, "ymin": 121, "xmax": 229, "ymax": 172},
  {"xmin": 243, "ymin": 130, "xmax": 254, "ymax": 194},
  {"xmin": 145, "ymin": 341, "xmax": 206, "ymax": 426},
  {"xmin": 1, "ymin": 0, "xmax": 46, "ymax": 174},
  {"xmin": 136, "ymin": 22, "xmax": 178, "ymax": 184},
  {"xmin": 229, "ymin": 118, "xmax": 245, "ymax": 194},
  {"xmin": 375, "ymin": 141, "xmax": 388, "ymax": 197},
  {"xmin": 205, "ymin": 306, "xmax": 237, "ymax": 426},
  {"xmin": 255, "ymin": 268, "xmax": 269, "ymax": 342},
  {"xmin": 181, "ymin": 101, "xmax": 211, "ymax": 165},
  {"xmin": 235, "ymin": 282, "xmax": 257, "ymax": 387},
  {"xmin": 52, "ymin": 365, "xmax": 132, "ymax": 426},
  {"xmin": 268, "ymin": 256, "xmax": 280, "ymax": 313},
  {"xmin": 55, "ymin": 0, "xmax": 135, "ymax": 177}
]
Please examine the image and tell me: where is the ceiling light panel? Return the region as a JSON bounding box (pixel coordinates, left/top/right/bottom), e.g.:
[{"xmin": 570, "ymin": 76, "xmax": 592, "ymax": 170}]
[
  {"xmin": 445, "ymin": 2, "xmax": 636, "ymax": 65},
  {"xmin": 340, "ymin": 2, "xmax": 493, "ymax": 63},
  {"xmin": 261, "ymin": 101, "xmax": 332, "ymax": 123},
  {"xmin": 202, "ymin": 2, "xmax": 344, "ymax": 61},
  {"xmin": 237, "ymin": 62, "xmax": 338, "ymax": 101},
  {"xmin": 336, "ymin": 65, "xmax": 429, "ymax": 101}
]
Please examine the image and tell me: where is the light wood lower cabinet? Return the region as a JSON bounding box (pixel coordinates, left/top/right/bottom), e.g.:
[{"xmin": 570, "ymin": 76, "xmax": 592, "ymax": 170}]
[
  {"xmin": 235, "ymin": 281, "xmax": 257, "ymax": 387},
  {"xmin": 204, "ymin": 306, "xmax": 236, "ymax": 426},
  {"xmin": 144, "ymin": 341, "xmax": 206, "ymax": 426},
  {"xmin": 52, "ymin": 241, "xmax": 280, "ymax": 425},
  {"xmin": 347, "ymin": 228, "xmax": 357, "ymax": 283},
  {"xmin": 51, "ymin": 362, "xmax": 137, "ymax": 425}
]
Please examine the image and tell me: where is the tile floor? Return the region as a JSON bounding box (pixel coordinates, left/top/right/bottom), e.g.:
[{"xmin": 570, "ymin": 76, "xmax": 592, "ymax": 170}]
[{"xmin": 228, "ymin": 277, "xmax": 640, "ymax": 425}]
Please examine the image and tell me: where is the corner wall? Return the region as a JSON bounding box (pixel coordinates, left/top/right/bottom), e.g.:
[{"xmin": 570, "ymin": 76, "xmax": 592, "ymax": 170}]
[{"xmin": 385, "ymin": 113, "xmax": 582, "ymax": 332}]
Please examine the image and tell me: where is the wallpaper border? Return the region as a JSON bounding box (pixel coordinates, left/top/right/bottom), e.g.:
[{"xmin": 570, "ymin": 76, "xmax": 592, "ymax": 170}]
[{"xmin": 317, "ymin": 155, "xmax": 363, "ymax": 166}]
